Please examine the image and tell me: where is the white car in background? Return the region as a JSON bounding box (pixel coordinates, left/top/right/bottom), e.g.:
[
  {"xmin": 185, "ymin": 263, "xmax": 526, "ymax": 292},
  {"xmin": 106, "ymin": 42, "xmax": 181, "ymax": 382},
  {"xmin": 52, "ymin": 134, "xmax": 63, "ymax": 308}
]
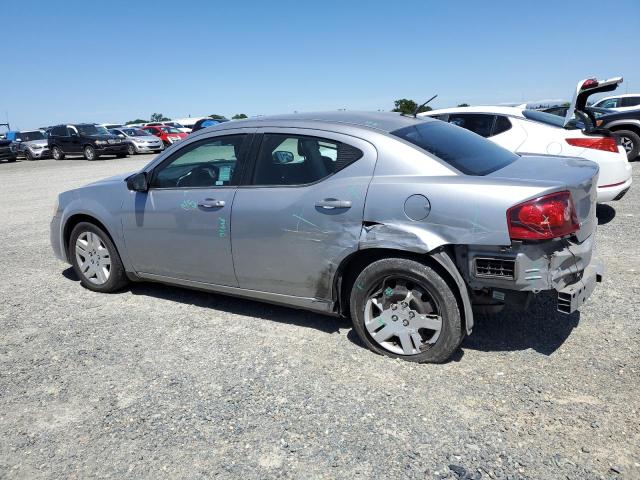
[
  {"xmin": 420, "ymin": 78, "xmax": 632, "ymax": 202},
  {"xmin": 591, "ymin": 94, "xmax": 640, "ymax": 112}
]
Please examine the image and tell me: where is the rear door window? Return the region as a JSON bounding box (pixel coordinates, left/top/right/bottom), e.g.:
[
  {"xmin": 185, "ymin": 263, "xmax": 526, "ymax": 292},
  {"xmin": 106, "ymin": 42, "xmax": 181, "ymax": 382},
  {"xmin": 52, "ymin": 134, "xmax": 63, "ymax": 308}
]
[
  {"xmin": 621, "ymin": 96, "xmax": 640, "ymax": 107},
  {"xmin": 446, "ymin": 113, "xmax": 495, "ymax": 138},
  {"xmin": 492, "ymin": 115, "xmax": 512, "ymax": 136},
  {"xmin": 598, "ymin": 98, "xmax": 620, "ymax": 109},
  {"xmin": 392, "ymin": 121, "xmax": 518, "ymax": 176}
]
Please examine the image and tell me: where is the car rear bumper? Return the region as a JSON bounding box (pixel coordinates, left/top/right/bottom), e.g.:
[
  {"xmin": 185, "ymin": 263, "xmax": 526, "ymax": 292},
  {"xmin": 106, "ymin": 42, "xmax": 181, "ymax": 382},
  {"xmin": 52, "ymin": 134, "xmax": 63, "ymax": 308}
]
[
  {"xmin": 597, "ymin": 176, "xmax": 632, "ymax": 202},
  {"xmin": 459, "ymin": 233, "xmax": 602, "ymax": 313}
]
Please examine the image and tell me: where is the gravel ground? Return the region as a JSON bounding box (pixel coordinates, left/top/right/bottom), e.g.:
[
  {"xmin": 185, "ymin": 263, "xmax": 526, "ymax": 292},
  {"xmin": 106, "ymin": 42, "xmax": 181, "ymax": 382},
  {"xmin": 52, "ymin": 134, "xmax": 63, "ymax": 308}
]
[{"xmin": 0, "ymin": 155, "xmax": 638, "ymax": 479}]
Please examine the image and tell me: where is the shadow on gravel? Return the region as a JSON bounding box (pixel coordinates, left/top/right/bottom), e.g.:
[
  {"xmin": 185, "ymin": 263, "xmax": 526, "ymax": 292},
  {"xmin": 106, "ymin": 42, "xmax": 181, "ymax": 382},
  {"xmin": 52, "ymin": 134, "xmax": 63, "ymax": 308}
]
[
  {"xmin": 596, "ymin": 204, "xmax": 616, "ymax": 225},
  {"xmin": 62, "ymin": 268, "xmax": 578, "ymax": 357},
  {"xmin": 461, "ymin": 291, "xmax": 579, "ymax": 356},
  {"xmin": 66, "ymin": 268, "xmax": 350, "ymax": 335}
]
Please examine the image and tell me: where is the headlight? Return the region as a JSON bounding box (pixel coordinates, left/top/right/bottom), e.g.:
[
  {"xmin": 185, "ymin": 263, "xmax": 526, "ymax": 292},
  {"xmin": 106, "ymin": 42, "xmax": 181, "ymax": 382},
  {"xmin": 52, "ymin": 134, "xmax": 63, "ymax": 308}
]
[
  {"xmin": 31, "ymin": 144, "xmax": 44, "ymax": 150},
  {"xmin": 95, "ymin": 140, "xmax": 107, "ymax": 145}
]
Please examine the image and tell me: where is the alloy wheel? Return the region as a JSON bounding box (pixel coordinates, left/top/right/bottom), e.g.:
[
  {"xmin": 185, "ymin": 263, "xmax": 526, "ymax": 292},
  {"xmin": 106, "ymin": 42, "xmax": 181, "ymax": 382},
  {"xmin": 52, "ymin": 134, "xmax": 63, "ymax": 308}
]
[
  {"xmin": 53, "ymin": 147, "xmax": 62, "ymax": 160},
  {"xmin": 620, "ymin": 136, "xmax": 634, "ymax": 154},
  {"xmin": 75, "ymin": 231, "xmax": 111, "ymax": 285},
  {"xmin": 363, "ymin": 277, "xmax": 443, "ymax": 355},
  {"xmin": 127, "ymin": 144, "xmax": 135, "ymax": 155},
  {"xmin": 84, "ymin": 146, "xmax": 95, "ymax": 160}
]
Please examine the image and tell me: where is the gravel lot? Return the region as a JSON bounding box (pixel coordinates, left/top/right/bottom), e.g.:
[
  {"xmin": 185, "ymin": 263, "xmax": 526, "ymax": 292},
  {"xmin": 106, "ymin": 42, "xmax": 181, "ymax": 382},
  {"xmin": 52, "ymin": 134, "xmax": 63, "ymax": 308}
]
[{"xmin": 0, "ymin": 155, "xmax": 638, "ymax": 479}]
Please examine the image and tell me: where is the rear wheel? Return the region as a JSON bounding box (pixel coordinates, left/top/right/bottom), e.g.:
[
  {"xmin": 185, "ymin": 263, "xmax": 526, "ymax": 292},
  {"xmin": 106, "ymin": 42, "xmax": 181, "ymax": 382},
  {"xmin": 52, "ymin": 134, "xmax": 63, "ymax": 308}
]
[
  {"xmin": 69, "ymin": 222, "xmax": 128, "ymax": 293},
  {"xmin": 350, "ymin": 258, "xmax": 464, "ymax": 363},
  {"xmin": 84, "ymin": 145, "xmax": 96, "ymax": 160},
  {"xmin": 614, "ymin": 129, "xmax": 640, "ymax": 160},
  {"xmin": 52, "ymin": 146, "xmax": 64, "ymax": 160},
  {"xmin": 127, "ymin": 143, "xmax": 135, "ymax": 155}
]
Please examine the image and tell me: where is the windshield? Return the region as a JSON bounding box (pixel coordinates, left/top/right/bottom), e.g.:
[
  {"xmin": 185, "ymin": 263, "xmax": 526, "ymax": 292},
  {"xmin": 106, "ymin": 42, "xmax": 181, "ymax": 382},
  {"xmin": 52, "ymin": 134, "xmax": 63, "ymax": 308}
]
[
  {"xmin": 161, "ymin": 126, "xmax": 182, "ymax": 134},
  {"xmin": 18, "ymin": 131, "xmax": 45, "ymax": 141},
  {"xmin": 123, "ymin": 128, "xmax": 150, "ymax": 136},
  {"xmin": 522, "ymin": 109, "xmax": 584, "ymax": 130},
  {"xmin": 167, "ymin": 122, "xmax": 185, "ymax": 128},
  {"xmin": 77, "ymin": 124, "xmax": 110, "ymax": 136},
  {"xmin": 392, "ymin": 120, "xmax": 518, "ymax": 176}
]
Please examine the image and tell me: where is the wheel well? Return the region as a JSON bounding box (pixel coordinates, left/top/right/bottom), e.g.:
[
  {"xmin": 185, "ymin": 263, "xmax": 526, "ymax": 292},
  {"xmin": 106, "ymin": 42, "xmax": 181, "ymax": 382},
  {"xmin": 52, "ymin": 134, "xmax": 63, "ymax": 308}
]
[
  {"xmin": 62, "ymin": 214, "xmax": 114, "ymax": 258},
  {"xmin": 334, "ymin": 247, "xmax": 468, "ymax": 331},
  {"xmin": 608, "ymin": 123, "xmax": 640, "ymax": 137}
]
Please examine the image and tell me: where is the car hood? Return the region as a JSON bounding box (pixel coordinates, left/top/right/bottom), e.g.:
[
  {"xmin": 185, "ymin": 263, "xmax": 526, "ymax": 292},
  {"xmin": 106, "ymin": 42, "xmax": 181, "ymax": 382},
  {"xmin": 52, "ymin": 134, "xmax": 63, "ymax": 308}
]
[
  {"xmin": 24, "ymin": 139, "xmax": 48, "ymax": 147},
  {"xmin": 86, "ymin": 172, "xmax": 133, "ymax": 187}
]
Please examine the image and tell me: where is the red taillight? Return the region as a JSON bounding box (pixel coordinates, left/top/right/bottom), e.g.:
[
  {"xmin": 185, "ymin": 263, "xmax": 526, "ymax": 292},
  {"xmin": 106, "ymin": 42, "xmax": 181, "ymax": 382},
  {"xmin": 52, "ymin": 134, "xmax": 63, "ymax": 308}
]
[
  {"xmin": 581, "ymin": 78, "xmax": 598, "ymax": 90},
  {"xmin": 566, "ymin": 136, "xmax": 618, "ymax": 153},
  {"xmin": 507, "ymin": 191, "xmax": 579, "ymax": 240}
]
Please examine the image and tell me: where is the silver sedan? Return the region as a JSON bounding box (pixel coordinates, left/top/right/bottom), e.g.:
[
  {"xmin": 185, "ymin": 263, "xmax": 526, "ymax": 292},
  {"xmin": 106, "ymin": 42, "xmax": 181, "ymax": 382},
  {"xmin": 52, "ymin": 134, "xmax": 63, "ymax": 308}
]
[
  {"xmin": 110, "ymin": 127, "xmax": 164, "ymax": 155},
  {"xmin": 51, "ymin": 112, "xmax": 602, "ymax": 363}
]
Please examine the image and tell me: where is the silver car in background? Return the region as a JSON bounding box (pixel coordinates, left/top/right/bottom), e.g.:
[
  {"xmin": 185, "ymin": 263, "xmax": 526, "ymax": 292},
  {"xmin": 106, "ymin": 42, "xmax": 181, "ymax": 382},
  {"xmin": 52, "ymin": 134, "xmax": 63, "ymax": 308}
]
[
  {"xmin": 51, "ymin": 112, "xmax": 602, "ymax": 363},
  {"xmin": 12, "ymin": 130, "xmax": 50, "ymax": 160},
  {"xmin": 109, "ymin": 127, "xmax": 164, "ymax": 155}
]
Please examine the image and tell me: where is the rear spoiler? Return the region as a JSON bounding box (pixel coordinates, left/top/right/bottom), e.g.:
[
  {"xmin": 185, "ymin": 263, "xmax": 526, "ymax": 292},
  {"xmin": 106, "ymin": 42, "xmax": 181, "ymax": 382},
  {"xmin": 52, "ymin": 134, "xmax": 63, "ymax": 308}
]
[{"xmin": 563, "ymin": 77, "xmax": 623, "ymax": 127}]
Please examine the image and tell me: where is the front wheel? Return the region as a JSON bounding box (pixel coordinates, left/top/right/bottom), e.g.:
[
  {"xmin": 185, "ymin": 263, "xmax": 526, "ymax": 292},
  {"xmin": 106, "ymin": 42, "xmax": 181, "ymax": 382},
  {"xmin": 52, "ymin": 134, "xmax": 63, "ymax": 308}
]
[
  {"xmin": 350, "ymin": 258, "xmax": 464, "ymax": 363},
  {"xmin": 25, "ymin": 150, "xmax": 34, "ymax": 161},
  {"xmin": 127, "ymin": 143, "xmax": 136, "ymax": 155},
  {"xmin": 84, "ymin": 145, "xmax": 96, "ymax": 160},
  {"xmin": 614, "ymin": 130, "xmax": 640, "ymax": 160},
  {"xmin": 52, "ymin": 146, "xmax": 65, "ymax": 160},
  {"xmin": 69, "ymin": 222, "xmax": 129, "ymax": 293}
]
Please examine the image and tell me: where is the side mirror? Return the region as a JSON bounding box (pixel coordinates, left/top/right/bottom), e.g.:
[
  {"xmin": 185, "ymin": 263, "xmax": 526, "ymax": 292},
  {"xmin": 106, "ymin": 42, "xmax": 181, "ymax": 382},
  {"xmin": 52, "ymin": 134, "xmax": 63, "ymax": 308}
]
[
  {"xmin": 14, "ymin": 138, "xmax": 22, "ymax": 142},
  {"xmin": 273, "ymin": 150, "xmax": 294, "ymax": 164},
  {"xmin": 126, "ymin": 172, "xmax": 149, "ymax": 192},
  {"xmin": 118, "ymin": 134, "xmax": 125, "ymax": 138}
]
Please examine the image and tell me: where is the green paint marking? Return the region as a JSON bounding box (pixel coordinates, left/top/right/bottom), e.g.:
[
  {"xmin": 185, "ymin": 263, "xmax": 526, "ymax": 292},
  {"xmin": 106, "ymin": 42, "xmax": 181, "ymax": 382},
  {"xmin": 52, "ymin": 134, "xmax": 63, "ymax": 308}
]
[
  {"xmin": 356, "ymin": 282, "xmax": 364, "ymax": 291},
  {"xmin": 218, "ymin": 217, "xmax": 227, "ymax": 238},
  {"xmin": 384, "ymin": 287, "xmax": 393, "ymax": 297},
  {"xmin": 379, "ymin": 319, "xmax": 386, "ymax": 327}
]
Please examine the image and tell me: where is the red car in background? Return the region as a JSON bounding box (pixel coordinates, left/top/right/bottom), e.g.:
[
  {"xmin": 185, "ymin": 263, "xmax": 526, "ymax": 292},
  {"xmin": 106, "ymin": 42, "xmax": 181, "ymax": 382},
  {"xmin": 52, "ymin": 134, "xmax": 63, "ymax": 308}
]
[{"xmin": 141, "ymin": 125, "xmax": 188, "ymax": 147}]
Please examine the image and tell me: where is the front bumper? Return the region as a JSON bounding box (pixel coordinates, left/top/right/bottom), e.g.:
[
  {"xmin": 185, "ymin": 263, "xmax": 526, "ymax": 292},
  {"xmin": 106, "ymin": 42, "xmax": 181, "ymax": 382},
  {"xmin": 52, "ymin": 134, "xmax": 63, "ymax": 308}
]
[
  {"xmin": 28, "ymin": 148, "xmax": 50, "ymax": 159},
  {"xmin": 50, "ymin": 214, "xmax": 66, "ymax": 262},
  {"xmin": 133, "ymin": 142, "xmax": 164, "ymax": 152},
  {"xmin": 95, "ymin": 143, "xmax": 128, "ymax": 155}
]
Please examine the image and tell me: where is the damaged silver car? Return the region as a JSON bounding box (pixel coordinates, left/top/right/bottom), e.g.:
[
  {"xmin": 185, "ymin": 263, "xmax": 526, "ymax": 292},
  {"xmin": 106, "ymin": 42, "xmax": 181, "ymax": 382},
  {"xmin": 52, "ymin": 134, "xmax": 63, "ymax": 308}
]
[{"xmin": 50, "ymin": 112, "xmax": 602, "ymax": 363}]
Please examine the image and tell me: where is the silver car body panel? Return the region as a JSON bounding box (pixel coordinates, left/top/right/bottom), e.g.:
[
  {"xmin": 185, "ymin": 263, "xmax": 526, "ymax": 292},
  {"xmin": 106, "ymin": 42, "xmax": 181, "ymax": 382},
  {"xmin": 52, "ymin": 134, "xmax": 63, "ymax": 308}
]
[{"xmin": 51, "ymin": 112, "xmax": 602, "ymax": 331}]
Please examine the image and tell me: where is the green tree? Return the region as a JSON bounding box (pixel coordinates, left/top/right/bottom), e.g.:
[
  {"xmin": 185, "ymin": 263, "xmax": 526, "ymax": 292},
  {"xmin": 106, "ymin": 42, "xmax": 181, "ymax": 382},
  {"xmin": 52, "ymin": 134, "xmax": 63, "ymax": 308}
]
[
  {"xmin": 232, "ymin": 113, "xmax": 248, "ymax": 120},
  {"xmin": 457, "ymin": 103, "xmax": 470, "ymax": 107},
  {"xmin": 208, "ymin": 114, "xmax": 227, "ymax": 120},
  {"xmin": 125, "ymin": 118, "xmax": 147, "ymax": 125},
  {"xmin": 391, "ymin": 99, "xmax": 432, "ymax": 115},
  {"xmin": 150, "ymin": 113, "xmax": 170, "ymax": 122}
]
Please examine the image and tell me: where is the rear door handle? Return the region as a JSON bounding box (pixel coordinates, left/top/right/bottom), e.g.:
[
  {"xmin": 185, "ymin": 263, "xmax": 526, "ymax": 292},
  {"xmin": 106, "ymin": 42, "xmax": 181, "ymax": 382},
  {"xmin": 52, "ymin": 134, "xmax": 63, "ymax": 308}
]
[
  {"xmin": 315, "ymin": 198, "xmax": 352, "ymax": 209},
  {"xmin": 197, "ymin": 198, "xmax": 225, "ymax": 208}
]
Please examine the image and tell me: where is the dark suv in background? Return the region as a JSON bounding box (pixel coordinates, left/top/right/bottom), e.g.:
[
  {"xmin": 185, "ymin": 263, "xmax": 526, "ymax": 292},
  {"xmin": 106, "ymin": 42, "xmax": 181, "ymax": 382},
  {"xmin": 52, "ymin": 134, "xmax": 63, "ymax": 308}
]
[{"xmin": 47, "ymin": 124, "xmax": 128, "ymax": 160}]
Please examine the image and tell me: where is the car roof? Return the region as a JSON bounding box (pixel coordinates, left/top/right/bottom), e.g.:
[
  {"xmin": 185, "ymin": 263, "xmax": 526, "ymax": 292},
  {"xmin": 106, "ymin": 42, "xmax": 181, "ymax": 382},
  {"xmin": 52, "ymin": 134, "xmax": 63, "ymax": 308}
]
[
  {"xmin": 596, "ymin": 93, "xmax": 640, "ymax": 101},
  {"xmin": 420, "ymin": 106, "xmax": 525, "ymax": 117},
  {"xmin": 209, "ymin": 111, "xmax": 434, "ymax": 134}
]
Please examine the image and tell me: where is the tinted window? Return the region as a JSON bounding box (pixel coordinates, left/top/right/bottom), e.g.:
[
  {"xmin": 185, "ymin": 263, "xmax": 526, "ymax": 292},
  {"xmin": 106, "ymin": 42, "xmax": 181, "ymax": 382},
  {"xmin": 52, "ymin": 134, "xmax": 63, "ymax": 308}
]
[
  {"xmin": 621, "ymin": 97, "xmax": 640, "ymax": 107},
  {"xmin": 18, "ymin": 131, "xmax": 45, "ymax": 141},
  {"xmin": 447, "ymin": 113, "xmax": 494, "ymax": 137},
  {"xmin": 252, "ymin": 134, "xmax": 362, "ymax": 186},
  {"xmin": 51, "ymin": 126, "xmax": 67, "ymax": 136},
  {"xmin": 492, "ymin": 116, "xmax": 512, "ymax": 136},
  {"xmin": 152, "ymin": 135, "xmax": 247, "ymax": 189},
  {"xmin": 392, "ymin": 121, "xmax": 518, "ymax": 176}
]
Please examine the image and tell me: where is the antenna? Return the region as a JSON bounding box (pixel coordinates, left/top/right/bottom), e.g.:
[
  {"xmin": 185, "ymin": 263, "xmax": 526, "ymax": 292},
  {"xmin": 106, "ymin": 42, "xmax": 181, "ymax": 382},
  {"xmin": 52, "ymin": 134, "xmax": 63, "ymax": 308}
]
[{"xmin": 412, "ymin": 94, "xmax": 438, "ymax": 117}]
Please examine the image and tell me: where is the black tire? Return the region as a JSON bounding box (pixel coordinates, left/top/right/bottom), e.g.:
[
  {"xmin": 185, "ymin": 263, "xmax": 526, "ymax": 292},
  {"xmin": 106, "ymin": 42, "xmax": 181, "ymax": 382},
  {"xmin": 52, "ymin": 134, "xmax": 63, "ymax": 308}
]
[
  {"xmin": 613, "ymin": 129, "xmax": 640, "ymax": 161},
  {"xmin": 116, "ymin": 153, "xmax": 127, "ymax": 158},
  {"xmin": 350, "ymin": 258, "xmax": 464, "ymax": 363},
  {"xmin": 127, "ymin": 143, "xmax": 136, "ymax": 155},
  {"xmin": 84, "ymin": 145, "xmax": 96, "ymax": 160},
  {"xmin": 52, "ymin": 146, "xmax": 65, "ymax": 160},
  {"xmin": 7, "ymin": 157, "xmax": 17, "ymax": 163},
  {"xmin": 25, "ymin": 150, "xmax": 34, "ymax": 161},
  {"xmin": 69, "ymin": 222, "xmax": 129, "ymax": 293}
]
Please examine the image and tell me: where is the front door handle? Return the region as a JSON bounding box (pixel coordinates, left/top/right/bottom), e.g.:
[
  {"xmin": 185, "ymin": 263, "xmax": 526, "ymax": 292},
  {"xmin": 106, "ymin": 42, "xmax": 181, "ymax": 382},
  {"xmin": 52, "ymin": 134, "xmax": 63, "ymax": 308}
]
[
  {"xmin": 315, "ymin": 198, "xmax": 352, "ymax": 209},
  {"xmin": 197, "ymin": 198, "xmax": 225, "ymax": 208}
]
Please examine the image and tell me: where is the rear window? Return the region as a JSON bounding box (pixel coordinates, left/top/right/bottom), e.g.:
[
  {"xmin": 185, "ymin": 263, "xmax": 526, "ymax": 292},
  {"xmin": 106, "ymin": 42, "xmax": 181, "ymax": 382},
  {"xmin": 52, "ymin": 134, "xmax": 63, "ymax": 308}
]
[
  {"xmin": 522, "ymin": 109, "xmax": 584, "ymax": 130},
  {"xmin": 391, "ymin": 121, "xmax": 518, "ymax": 176}
]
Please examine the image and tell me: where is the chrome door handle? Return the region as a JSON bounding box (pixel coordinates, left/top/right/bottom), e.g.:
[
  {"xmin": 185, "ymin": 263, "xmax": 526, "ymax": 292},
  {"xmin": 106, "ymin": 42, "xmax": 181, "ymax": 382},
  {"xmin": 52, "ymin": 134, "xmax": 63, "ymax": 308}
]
[
  {"xmin": 197, "ymin": 198, "xmax": 225, "ymax": 208},
  {"xmin": 315, "ymin": 199, "xmax": 352, "ymax": 209}
]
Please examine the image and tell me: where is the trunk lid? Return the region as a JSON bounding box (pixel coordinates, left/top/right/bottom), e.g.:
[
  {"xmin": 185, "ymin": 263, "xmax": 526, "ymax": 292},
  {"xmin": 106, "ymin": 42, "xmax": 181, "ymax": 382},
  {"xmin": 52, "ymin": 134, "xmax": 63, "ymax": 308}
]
[
  {"xmin": 563, "ymin": 77, "xmax": 623, "ymax": 128},
  {"xmin": 489, "ymin": 155, "xmax": 599, "ymax": 242}
]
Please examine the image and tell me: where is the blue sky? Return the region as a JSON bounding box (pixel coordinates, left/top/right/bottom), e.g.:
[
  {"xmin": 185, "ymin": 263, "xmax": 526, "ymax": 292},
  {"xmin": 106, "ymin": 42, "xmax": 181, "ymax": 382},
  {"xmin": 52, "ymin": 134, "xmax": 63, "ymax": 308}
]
[{"xmin": 2, "ymin": 0, "xmax": 639, "ymax": 129}]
